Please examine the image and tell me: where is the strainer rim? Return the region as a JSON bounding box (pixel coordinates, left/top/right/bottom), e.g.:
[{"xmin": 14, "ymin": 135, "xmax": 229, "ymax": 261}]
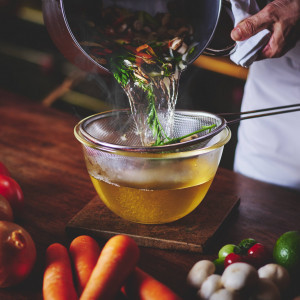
[{"xmin": 74, "ymin": 109, "xmax": 231, "ymax": 158}]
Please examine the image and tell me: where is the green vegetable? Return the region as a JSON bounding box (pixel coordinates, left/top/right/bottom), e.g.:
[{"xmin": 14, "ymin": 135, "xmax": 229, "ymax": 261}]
[
  {"xmin": 238, "ymin": 238, "xmax": 257, "ymax": 255},
  {"xmin": 111, "ymin": 54, "xmax": 135, "ymax": 88},
  {"xmin": 159, "ymin": 124, "xmax": 216, "ymax": 146},
  {"xmin": 141, "ymin": 82, "xmax": 170, "ymax": 146},
  {"xmin": 213, "ymin": 258, "xmax": 225, "ymax": 275},
  {"xmin": 218, "ymin": 244, "xmax": 240, "ymax": 262}
]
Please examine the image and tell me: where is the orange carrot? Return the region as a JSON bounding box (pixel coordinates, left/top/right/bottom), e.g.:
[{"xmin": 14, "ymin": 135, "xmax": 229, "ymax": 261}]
[
  {"xmin": 80, "ymin": 234, "xmax": 140, "ymax": 300},
  {"xmin": 136, "ymin": 44, "xmax": 156, "ymax": 56},
  {"xmin": 69, "ymin": 235, "xmax": 101, "ymax": 295},
  {"xmin": 43, "ymin": 243, "xmax": 78, "ymax": 300},
  {"xmin": 123, "ymin": 267, "xmax": 182, "ymax": 300}
]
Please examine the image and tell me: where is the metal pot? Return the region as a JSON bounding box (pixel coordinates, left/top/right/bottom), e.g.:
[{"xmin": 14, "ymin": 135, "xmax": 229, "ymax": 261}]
[{"xmin": 42, "ymin": 0, "xmax": 236, "ymax": 74}]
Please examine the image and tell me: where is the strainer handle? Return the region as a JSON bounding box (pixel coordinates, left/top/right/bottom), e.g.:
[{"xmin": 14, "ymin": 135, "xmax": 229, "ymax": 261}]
[
  {"xmin": 218, "ymin": 103, "xmax": 300, "ymax": 125},
  {"xmin": 219, "ymin": 103, "xmax": 300, "ymax": 117},
  {"xmin": 227, "ymin": 107, "xmax": 300, "ymax": 125}
]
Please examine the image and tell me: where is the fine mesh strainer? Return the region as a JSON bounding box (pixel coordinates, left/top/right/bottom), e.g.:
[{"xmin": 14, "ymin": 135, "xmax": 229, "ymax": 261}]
[
  {"xmin": 76, "ymin": 104, "xmax": 300, "ymax": 153},
  {"xmin": 77, "ymin": 109, "xmax": 224, "ymax": 153}
]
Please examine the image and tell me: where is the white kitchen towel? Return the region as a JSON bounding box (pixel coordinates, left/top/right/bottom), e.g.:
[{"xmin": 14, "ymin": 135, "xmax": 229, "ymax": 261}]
[{"xmin": 230, "ymin": 0, "xmax": 271, "ymax": 67}]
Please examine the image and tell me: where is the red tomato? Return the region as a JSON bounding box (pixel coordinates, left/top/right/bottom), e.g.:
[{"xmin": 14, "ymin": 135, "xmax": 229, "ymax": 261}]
[
  {"xmin": 247, "ymin": 243, "xmax": 271, "ymax": 268},
  {"xmin": 0, "ymin": 162, "xmax": 10, "ymax": 177},
  {"xmin": 0, "ymin": 175, "xmax": 24, "ymax": 214},
  {"xmin": 224, "ymin": 253, "xmax": 244, "ymax": 267}
]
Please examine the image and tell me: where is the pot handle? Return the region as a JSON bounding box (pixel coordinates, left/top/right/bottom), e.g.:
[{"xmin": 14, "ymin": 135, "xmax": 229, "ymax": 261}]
[{"xmin": 203, "ymin": 0, "xmax": 237, "ymax": 56}]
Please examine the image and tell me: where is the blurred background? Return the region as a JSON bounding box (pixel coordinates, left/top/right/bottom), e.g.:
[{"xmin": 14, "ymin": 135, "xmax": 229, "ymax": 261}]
[{"xmin": 0, "ymin": 0, "xmax": 248, "ymax": 169}]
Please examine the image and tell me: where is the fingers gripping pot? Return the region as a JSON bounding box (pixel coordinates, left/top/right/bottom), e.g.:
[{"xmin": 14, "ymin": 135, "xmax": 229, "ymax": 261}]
[
  {"xmin": 42, "ymin": 0, "xmax": 236, "ymax": 74},
  {"xmin": 74, "ymin": 110, "xmax": 231, "ymax": 224}
]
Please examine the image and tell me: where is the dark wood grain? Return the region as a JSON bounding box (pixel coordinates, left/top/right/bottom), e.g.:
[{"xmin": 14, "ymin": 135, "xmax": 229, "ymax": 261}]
[
  {"xmin": 66, "ymin": 194, "xmax": 240, "ymax": 253},
  {"xmin": 0, "ymin": 89, "xmax": 299, "ymax": 299}
]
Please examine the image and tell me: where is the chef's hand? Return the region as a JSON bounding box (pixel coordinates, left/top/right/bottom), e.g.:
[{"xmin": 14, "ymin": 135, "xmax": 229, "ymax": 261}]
[{"xmin": 231, "ymin": 0, "xmax": 300, "ymax": 59}]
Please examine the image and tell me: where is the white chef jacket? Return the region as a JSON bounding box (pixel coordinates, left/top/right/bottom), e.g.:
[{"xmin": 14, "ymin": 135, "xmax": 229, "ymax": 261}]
[{"xmin": 233, "ymin": 40, "xmax": 300, "ymax": 190}]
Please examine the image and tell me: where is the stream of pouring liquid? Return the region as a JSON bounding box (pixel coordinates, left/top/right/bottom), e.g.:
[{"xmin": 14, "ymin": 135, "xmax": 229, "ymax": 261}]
[{"xmin": 122, "ymin": 68, "xmax": 181, "ymax": 146}]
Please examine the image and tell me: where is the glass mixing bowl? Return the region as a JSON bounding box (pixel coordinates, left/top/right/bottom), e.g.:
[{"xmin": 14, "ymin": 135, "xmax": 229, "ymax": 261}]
[{"xmin": 74, "ymin": 110, "xmax": 231, "ymax": 224}]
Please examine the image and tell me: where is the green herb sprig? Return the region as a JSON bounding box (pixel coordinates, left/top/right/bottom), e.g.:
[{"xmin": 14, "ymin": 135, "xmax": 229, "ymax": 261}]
[
  {"xmin": 140, "ymin": 82, "xmax": 171, "ymax": 146},
  {"xmin": 111, "ymin": 53, "xmax": 135, "ymax": 88},
  {"xmin": 158, "ymin": 124, "xmax": 217, "ymax": 145}
]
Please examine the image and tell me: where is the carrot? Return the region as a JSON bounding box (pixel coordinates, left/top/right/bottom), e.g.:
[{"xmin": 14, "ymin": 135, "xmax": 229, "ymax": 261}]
[
  {"xmin": 123, "ymin": 267, "xmax": 182, "ymax": 300},
  {"xmin": 43, "ymin": 243, "xmax": 78, "ymax": 300},
  {"xmin": 69, "ymin": 235, "xmax": 101, "ymax": 295},
  {"xmin": 136, "ymin": 44, "xmax": 156, "ymax": 56},
  {"xmin": 80, "ymin": 234, "xmax": 140, "ymax": 300}
]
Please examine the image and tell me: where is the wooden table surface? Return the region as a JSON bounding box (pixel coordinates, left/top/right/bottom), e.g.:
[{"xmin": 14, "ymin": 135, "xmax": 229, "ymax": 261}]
[{"xmin": 0, "ymin": 89, "xmax": 299, "ymax": 300}]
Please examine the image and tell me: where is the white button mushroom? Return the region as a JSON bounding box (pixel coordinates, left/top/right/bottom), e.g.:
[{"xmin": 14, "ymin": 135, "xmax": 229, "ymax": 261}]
[
  {"xmin": 209, "ymin": 288, "xmax": 240, "ymax": 300},
  {"xmin": 187, "ymin": 260, "xmax": 216, "ymax": 289},
  {"xmin": 258, "ymin": 263, "xmax": 290, "ymax": 292},
  {"xmin": 197, "ymin": 274, "xmax": 222, "ymax": 299},
  {"xmin": 221, "ymin": 262, "xmax": 259, "ymax": 292},
  {"xmin": 251, "ymin": 278, "xmax": 281, "ymax": 300}
]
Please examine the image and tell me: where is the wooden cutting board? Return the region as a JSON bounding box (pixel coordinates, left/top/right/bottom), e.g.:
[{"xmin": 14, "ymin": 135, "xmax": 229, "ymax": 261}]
[{"xmin": 66, "ymin": 190, "xmax": 240, "ymax": 253}]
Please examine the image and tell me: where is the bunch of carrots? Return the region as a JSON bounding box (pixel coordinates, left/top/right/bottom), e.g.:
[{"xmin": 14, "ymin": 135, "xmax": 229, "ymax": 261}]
[{"xmin": 43, "ymin": 234, "xmax": 182, "ymax": 300}]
